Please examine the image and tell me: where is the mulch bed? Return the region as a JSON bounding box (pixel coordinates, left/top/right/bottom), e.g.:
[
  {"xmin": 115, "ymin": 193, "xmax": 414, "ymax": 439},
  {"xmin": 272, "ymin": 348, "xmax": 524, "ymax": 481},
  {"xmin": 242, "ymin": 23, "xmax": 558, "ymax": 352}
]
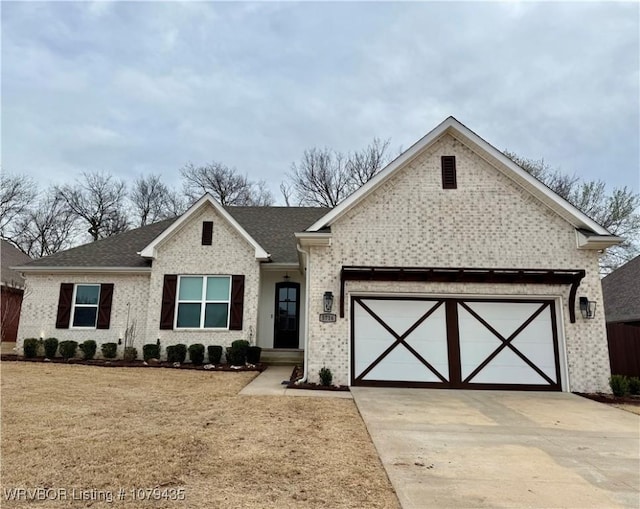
[
  {"xmin": 286, "ymin": 364, "xmax": 350, "ymax": 391},
  {"xmin": 0, "ymin": 354, "xmax": 266, "ymax": 372},
  {"xmin": 575, "ymin": 392, "xmax": 640, "ymax": 405}
]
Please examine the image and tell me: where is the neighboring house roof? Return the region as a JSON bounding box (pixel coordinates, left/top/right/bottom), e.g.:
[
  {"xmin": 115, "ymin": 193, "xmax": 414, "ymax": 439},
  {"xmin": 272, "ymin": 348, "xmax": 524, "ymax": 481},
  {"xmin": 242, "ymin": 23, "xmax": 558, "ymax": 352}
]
[
  {"xmin": 1, "ymin": 240, "xmax": 32, "ymax": 287},
  {"xmin": 602, "ymin": 255, "xmax": 640, "ymax": 323},
  {"xmin": 13, "ymin": 204, "xmax": 328, "ymax": 271},
  {"xmin": 305, "ymin": 117, "xmax": 620, "ymax": 250}
]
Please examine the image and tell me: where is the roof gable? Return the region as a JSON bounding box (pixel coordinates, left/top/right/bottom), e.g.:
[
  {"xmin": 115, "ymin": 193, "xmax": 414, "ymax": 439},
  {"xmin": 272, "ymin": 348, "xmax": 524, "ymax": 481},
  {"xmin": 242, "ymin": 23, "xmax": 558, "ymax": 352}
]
[
  {"xmin": 139, "ymin": 194, "xmax": 270, "ymax": 260},
  {"xmin": 602, "ymin": 255, "xmax": 640, "ymax": 323},
  {"xmin": 306, "ymin": 117, "xmax": 617, "ymax": 243},
  {"xmin": 1, "ymin": 240, "xmax": 32, "ymax": 287}
]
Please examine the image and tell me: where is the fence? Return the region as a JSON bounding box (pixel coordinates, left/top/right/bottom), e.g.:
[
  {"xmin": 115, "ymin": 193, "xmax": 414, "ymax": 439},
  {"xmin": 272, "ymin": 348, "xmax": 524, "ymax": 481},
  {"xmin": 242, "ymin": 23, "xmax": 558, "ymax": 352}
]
[{"xmin": 607, "ymin": 322, "xmax": 640, "ymax": 377}]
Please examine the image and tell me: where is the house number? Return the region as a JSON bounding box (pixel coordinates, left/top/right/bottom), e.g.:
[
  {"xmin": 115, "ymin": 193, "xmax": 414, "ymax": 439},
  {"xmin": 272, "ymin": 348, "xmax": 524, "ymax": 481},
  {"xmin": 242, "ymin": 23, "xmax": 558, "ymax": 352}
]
[{"xmin": 319, "ymin": 313, "xmax": 337, "ymax": 323}]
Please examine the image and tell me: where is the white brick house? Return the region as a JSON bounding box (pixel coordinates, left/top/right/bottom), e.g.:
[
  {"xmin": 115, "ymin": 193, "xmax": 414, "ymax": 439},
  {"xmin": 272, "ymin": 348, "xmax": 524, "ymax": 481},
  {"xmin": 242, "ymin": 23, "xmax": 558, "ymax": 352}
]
[{"xmin": 14, "ymin": 117, "xmax": 620, "ymax": 392}]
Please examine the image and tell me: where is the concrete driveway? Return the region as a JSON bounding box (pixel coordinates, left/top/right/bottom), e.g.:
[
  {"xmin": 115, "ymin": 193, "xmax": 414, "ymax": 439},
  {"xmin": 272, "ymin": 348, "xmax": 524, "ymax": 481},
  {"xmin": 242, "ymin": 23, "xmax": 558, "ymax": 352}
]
[{"xmin": 351, "ymin": 388, "xmax": 640, "ymax": 508}]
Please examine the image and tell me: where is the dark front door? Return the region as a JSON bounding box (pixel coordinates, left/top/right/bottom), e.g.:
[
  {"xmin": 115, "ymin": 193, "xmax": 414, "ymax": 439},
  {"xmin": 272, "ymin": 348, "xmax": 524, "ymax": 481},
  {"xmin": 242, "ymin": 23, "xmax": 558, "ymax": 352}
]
[{"xmin": 274, "ymin": 282, "xmax": 300, "ymax": 349}]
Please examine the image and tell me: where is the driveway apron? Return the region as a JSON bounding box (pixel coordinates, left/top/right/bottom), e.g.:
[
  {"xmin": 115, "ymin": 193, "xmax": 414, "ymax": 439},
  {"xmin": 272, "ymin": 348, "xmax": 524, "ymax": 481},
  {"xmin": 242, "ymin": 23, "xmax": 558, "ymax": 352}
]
[{"xmin": 351, "ymin": 388, "xmax": 640, "ymax": 508}]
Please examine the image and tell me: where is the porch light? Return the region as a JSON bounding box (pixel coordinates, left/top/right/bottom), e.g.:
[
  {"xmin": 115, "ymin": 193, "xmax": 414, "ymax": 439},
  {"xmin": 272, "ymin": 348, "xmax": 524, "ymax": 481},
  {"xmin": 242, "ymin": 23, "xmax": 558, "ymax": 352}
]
[
  {"xmin": 579, "ymin": 297, "xmax": 596, "ymax": 319},
  {"xmin": 323, "ymin": 292, "xmax": 334, "ymax": 313}
]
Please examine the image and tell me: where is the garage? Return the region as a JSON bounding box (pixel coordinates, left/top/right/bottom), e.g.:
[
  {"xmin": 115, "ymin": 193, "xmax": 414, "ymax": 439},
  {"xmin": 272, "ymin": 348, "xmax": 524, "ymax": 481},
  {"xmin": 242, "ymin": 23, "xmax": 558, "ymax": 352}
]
[{"xmin": 351, "ymin": 296, "xmax": 562, "ymax": 390}]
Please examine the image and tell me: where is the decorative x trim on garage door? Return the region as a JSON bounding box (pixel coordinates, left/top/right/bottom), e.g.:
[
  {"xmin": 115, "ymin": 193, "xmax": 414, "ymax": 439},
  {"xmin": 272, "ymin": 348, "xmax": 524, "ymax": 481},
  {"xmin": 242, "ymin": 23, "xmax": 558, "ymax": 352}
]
[
  {"xmin": 459, "ymin": 301, "xmax": 557, "ymax": 385},
  {"xmin": 353, "ymin": 298, "xmax": 448, "ymax": 383}
]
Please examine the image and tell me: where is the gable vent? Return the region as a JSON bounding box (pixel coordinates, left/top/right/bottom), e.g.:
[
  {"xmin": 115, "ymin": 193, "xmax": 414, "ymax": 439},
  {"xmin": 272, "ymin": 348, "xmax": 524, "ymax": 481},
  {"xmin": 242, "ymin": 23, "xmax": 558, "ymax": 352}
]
[
  {"xmin": 441, "ymin": 156, "xmax": 457, "ymax": 189},
  {"xmin": 202, "ymin": 221, "xmax": 213, "ymax": 245}
]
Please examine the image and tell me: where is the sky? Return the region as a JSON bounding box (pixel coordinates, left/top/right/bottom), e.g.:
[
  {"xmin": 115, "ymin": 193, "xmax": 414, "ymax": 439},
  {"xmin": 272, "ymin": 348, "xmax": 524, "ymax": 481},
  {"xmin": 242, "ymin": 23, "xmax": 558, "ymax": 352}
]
[{"xmin": 2, "ymin": 1, "xmax": 639, "ymax": 204}]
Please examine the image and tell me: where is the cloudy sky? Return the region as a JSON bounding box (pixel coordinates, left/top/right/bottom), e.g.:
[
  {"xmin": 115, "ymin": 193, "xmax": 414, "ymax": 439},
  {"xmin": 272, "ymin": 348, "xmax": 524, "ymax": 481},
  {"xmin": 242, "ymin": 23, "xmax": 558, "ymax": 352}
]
[{"xmin": 2, "ymin": 1, "xmax": 639, "ymax": 203}]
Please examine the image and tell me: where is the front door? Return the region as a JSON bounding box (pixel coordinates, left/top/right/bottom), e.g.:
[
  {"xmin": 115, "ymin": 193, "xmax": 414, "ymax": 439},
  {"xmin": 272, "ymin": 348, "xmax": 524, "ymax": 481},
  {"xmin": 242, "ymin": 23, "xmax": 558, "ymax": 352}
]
[{"xmin": 274, "ymin": 282, "xmax": 300, "ymax": 349}]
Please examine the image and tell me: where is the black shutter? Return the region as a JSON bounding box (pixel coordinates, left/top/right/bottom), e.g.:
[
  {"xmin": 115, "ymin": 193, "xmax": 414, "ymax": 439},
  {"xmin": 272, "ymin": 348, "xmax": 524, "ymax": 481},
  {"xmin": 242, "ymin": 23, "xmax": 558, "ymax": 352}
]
[
  {"xmin": 202, "ymin": 221, "xmax": 213, "ymax": 245},
  {"xmin": 55, "ymin": 283, "xmax": 74, "ymax": 329},
  {"xmin": 97, "ymin": 283, "xmax": 114, "ymax": 329},
  {"xmin": 160, "ymin": 275, "xmax": 177, "ymax": 330},
  {"xmin": 441, "ymin": 156, "xmax": 457, "ymax": 189},
  {"xmin": 229, "ymin": 275, "xmax": 245, "ymax": 330}
]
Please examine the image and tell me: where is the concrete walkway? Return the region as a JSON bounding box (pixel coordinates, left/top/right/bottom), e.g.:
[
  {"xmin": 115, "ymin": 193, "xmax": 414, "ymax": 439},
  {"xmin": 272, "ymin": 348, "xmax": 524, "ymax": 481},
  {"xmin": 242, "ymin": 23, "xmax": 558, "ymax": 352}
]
[
  {"xmin": 352, "ymin": 387, "xmax": 640, "ymax": 509},
  {"xmin": 239, "ymin": 365, "xmax": 352, "ymax": 398}
]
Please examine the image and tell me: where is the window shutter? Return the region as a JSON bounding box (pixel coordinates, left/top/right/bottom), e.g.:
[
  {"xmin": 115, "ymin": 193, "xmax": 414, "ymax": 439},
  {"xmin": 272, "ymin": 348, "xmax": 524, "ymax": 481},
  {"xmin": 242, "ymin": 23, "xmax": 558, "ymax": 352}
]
[
  {"xmin": 229, "ymin": 275, "xmax": 245, "ymax": 330},
  {"xmin": 96, "ymin": 283, "xmax": 114, "ymax": 329},
  {"xmin": 160, "ymin": 275, "xmax": 177, "ymax": 330},
  {"xmin": 441, "ymin": 156, "xmax": 457, "ymax": 189},
  {"xmin": 55, "ymin": 283, "xmax": 74, "ymax": 329},
  {"xmin": 202, "ymin": 221, "xmax": 213, "ymax": 246}
]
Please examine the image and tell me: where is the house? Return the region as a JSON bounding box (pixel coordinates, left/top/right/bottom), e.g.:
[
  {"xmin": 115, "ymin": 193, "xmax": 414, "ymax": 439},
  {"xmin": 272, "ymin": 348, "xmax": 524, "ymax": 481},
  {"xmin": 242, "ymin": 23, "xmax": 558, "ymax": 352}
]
[
  {"xmin": 13, "ymin": 117, "xmax": 620, "ymax": 392},
  {"xmin": 1, "ymin": 240, "xmax": 32, "ymax": 343},
  {"xmin": 602, "ymin": 255, "xmax": 640, "ymax": 376}
]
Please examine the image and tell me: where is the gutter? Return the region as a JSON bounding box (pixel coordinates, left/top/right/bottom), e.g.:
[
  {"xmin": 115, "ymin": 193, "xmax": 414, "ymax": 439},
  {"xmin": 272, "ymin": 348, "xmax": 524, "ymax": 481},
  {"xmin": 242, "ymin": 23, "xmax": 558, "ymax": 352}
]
[{"xmin": 295, "ymin": 241, "xmax": 311, "ymax": 383}]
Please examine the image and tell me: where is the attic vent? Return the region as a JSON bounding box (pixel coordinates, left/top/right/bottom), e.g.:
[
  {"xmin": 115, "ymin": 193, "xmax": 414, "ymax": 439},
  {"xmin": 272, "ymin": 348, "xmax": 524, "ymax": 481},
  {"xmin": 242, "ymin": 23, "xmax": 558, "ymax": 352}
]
[
  {"xmin": 441, "ymin": 156, "xmax": 457, "ymax": 189},
  {"xmin": 202, "ymin": 221, "xmax": 213, "ymax": 245}
]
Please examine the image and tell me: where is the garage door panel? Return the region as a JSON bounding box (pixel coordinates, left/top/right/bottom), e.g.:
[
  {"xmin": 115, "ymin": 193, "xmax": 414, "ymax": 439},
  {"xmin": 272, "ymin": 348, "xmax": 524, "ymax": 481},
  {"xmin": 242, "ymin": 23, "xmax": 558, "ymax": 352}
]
[
  {"xmin": 353, "ymin": 304, "xmax": 395, "ymax": 377},
  {"xmin": 458, "ymin": 306, "xmax": 504, "ymax": 380},
  {"xmin": 463, "ymin": 301, "xmax": 545, "ymax": 338},
  {"xmin": 362, "ymin": 346, "xmax": 446, "ymax": 383},
  {"xmin": 405, "ymin": 305, "xmax": 449, "ymax": 379},
  {"xmin": 361, "ymin": 299, "xmax": 441, "ymax": 336},
  {"xmin": 468, "ymin": 348, "xmax": 550, "ymax": 385}
]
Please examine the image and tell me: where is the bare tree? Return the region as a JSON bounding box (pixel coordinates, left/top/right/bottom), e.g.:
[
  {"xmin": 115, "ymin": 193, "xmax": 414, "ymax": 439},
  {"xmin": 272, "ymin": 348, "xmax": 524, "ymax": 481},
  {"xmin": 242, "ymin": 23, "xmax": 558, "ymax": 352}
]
[
  {"xmin": 285, "ymin": 138, "xmax": 391, "ymax": 207},
  {"xmin": 12, "ymin": 191, "xmax": 77, "ymax": 258},
  {"xmin": 57, "ymin": 171, "xmax": 129, "ymax": 241},
  {"xmin": 129, "ymin": 174, "xmax": 176, "ymax": 227},
  {"xmin": 0, "ymin": 173, "xmax": 37, "ymax": 239},
  {"xmin": 181, "ymin": 162, "xmax": 274, "ymax": 206},
  {"xmin": 505, "ymin": 151, "xmax": 640, "ymax": 272}
]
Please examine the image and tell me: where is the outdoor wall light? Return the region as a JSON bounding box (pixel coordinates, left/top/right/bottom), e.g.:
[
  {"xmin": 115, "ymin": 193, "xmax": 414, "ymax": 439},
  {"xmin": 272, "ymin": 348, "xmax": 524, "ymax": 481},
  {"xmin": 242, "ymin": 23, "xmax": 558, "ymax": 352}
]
[
  {"xmin": 579, "ymin": 297, "xmax": 596, "ymax": 319},
  {"xmin": 323, "ymin": 292, "xmax": 334, "ymax": 313}
]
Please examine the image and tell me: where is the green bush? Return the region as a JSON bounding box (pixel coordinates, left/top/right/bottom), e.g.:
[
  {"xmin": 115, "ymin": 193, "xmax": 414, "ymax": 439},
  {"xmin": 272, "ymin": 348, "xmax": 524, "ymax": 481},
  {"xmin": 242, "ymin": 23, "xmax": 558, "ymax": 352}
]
[
  {"xmin": 166, "ymin": 344, "xmax": 187, "ymax": 363},
  {"xmin": 124, "ymin": 347, "xmax": 138, "ymax": 362},
  {"xmin": 79, "ymin": 340, "xmax": 97, "ymax": 360},
  {"xmin": 207, "ymin": 345, "xmax": 223, "ymax": 364},
  {"xmin": 23, "ymin": 338, "xmax": 39, "ymax": 358},
  {"xmin": 628, "ymin": 377, "xmax": 640, "ymax": 396},
  {"xmin": 246, "ymin": 346, "xmax": 262, "ymax": 364},
  {"xmin": 609, "ymin": 374, "xmax": 630, "ymax": 397},
  {"xmin": 59, "ymin": 340, "xmax": 78, "ymax": 360},
  {"xmin": 319, "ymin": 367, "xmax": 333, "ymax": 387},
  {"xmin": 188, "ymin": 344, "xmax": 205, "ymax": 365},
  {"xmin": 143, "ymin": 343, "xmax": 160, "ymax": 361},
  {"xmin": 101, "ymin": 342, "xmax": 118, "ymax": 359},
  {"xmin": 43, "ymin": 337, "xmax": 59, "ymax": 358},
  {"xmin": 225, "ymin": 346, "xmax": 246, "ymax": 366}
]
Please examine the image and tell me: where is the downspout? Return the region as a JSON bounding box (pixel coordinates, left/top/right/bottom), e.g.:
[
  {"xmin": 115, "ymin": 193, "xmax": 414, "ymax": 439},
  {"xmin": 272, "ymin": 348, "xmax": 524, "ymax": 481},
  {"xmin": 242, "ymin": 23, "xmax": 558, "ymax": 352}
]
[{"xmin": 296, "ymin": 241, "xmax": 311, "ymax": 383}]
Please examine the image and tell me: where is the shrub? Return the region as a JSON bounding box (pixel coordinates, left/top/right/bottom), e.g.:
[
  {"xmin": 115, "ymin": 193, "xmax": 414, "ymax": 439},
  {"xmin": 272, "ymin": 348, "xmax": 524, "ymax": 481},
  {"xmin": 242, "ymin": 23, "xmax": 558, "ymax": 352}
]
[
  {"xmin": 166, "ymin": 344, "xmax": 187, "ymax": 363},
  {"xmin": 23, "ymin": 338, "xmax": 39, "ymax": 358},
  {"xmin": 79, "ymin": 340, "xmax": 97, "ymax": 360},
  {"xmin": 226, "ymin": 346, "xmax": 246, "ymax": 366},
  {"xmin": 207, "ymin": 345, "xmax": 223, "ymax": 364},
  {"xmin": 231, "ymin": 339, "xmax": 249, "ymax": 358},
  {"xmin": 43, "ymin": 337, "xmax": 59, "ymax": 358},
  {"xmin": 124, "ymin": 347, "xmax": 138, "ymax": 362},
  {"xmin": 246, "ymin": 346, "xmax": 262, "ymax": 364},
  {"xmin": 628, "ymin": 377, "xmax": 640, "ymax": 396},
  {"xmin": 143, "ymin": 343, "xmax": 160, "ymax": 361},
  {"xmin": 59, "ymin": 340, "xmax": 78, "ymax": 360},
  {"xmin": 188, "ymin": 344, "xmax": 205, "ymax": 365},
  {"xmin": 319, "ymin": 367, "xmax": 333, "ymax": 387},
  {"xmin": 609, "ymin": 374, "xmax": 630, "ymax": 397},
  {"xmin": 101, "ymin": 342, "xmax": 118, "ymax": 359}
]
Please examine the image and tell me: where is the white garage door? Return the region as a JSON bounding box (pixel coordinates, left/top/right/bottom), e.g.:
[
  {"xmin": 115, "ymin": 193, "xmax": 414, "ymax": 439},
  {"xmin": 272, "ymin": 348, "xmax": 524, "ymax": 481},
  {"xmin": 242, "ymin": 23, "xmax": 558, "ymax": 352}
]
[{"xmin": 351, "ymin": 296, "xmax": 561, "ymax": 390}]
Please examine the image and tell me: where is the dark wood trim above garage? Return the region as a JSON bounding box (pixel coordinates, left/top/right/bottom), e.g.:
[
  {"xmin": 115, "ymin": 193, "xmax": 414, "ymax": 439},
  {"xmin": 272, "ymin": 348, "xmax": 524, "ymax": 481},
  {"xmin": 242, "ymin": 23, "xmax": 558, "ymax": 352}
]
[{"xmin": 339, "ymin": 266, "xmax": 586, "ymax": 322}]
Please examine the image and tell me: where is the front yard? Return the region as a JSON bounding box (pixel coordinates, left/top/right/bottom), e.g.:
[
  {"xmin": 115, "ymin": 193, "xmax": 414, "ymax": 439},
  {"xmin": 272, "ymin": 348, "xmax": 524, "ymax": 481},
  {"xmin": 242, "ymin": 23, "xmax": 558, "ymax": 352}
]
[{"xmin": 1, "ymin": 363, "xmax": 399, "ymax": 508}]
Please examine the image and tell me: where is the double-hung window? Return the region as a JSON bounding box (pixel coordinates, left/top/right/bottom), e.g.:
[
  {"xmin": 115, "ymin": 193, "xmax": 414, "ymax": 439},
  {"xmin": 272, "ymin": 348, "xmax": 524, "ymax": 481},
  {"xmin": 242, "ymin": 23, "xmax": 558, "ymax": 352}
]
[
  {"xmin": 176, "ymin": 276, "xmax": 231, "ymax": 329},
  {"xmin": 72, "ymin": 284, "xmax": 101, "ymax": 328}
]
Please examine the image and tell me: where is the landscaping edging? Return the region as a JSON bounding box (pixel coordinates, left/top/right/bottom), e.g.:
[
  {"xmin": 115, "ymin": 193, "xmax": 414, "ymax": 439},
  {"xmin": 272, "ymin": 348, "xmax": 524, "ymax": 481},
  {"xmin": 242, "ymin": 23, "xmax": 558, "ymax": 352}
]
[
  {"xmin": 286, "ymin": 364, "xmax": 350, "ymax": 391},
  {"xmin": 575, "ymin": 392, "xmax": 640, "ymax": 406},
  {"xmin": 0, "ymin": 354, "xmax": 266, "ymax": 372}
]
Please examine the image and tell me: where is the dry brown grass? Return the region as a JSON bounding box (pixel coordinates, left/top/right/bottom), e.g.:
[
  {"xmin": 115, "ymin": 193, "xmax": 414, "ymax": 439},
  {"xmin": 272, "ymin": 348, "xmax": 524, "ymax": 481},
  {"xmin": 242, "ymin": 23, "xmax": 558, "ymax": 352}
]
[{"xmin": 1, "ymin": 362, "xmax": 398, "ymax": 508}]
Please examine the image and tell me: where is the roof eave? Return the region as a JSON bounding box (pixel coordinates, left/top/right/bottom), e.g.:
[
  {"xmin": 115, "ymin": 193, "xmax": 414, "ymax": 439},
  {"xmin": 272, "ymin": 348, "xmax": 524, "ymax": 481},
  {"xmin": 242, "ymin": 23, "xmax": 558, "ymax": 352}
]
[
  {"xmin": 575, "ymin": 231, "xmax": 623, "ymax": 250},
  {"xmin": 11, "ymin": 266, "xmax": 152, "ymax": 274},
  {"xmin": 295, "ymin": 232, "xmax": 333, "ymax": 247}
]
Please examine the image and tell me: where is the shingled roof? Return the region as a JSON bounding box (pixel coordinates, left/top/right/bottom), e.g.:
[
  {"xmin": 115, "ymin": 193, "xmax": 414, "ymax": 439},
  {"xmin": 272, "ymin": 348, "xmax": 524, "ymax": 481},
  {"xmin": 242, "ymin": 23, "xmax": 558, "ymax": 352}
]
[
  {"xmin": 15, "ymin": 206, "xmax": 328, "ymax": 270},
  {"xmin": 602, "ymin": 255, "xmax": 640, "ymax": 324},
  {"xmin": 1, "ymin": 240, "xmax": 32, "ymax": 287}
]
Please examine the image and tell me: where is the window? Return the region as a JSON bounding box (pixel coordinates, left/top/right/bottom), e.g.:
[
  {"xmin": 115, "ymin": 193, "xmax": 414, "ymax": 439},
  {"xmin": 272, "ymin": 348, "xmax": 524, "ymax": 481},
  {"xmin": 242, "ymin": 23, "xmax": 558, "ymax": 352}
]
[
  {"xmin": 72, "ymin": 284, "xmax": 101, "ymax": 328},
  {"xmin": 176, "ymin": 276, "xmax": 231, "ymax": 328}
]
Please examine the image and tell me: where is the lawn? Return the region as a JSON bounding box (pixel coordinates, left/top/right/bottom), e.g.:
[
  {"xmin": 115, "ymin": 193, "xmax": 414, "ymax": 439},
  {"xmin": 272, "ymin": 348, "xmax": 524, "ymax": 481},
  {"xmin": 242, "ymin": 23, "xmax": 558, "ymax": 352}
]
[{"xmin": 1, "ymin": 363, "xmax": 399, "ymax": 508}]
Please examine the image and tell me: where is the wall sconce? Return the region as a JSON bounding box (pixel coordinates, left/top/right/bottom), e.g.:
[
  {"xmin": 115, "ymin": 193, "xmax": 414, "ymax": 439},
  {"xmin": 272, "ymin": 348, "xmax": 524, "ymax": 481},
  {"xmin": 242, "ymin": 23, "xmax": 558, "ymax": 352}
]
[
  {"xmin": 579, "ymin": 297, "xmax": 596, "ymax": 319},
  {"xmin": 323, "ymin": 292, "xmax": 334, "ymax": 313}
]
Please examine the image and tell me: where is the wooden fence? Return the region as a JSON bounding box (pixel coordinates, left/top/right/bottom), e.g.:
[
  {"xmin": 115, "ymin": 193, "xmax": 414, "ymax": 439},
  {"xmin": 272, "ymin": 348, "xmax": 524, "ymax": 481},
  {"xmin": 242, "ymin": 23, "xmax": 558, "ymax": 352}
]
[{"xmin": 607, "ymin": 322, "xmax": 640, "ymax": 377}]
